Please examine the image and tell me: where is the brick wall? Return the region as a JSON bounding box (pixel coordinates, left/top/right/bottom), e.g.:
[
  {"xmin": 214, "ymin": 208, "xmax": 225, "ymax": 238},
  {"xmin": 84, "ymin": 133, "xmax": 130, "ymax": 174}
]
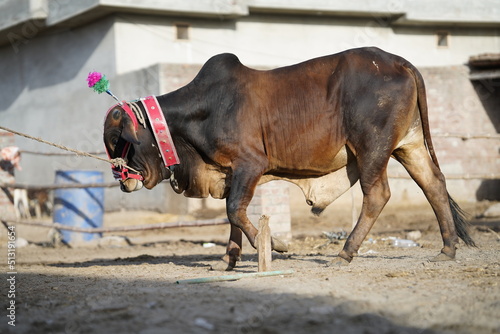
[
  {"xmin": 248, "ymin": 181, "xmax": 292, "ymax": 241},
  {"xmin": 159, "ymin": 62, "xmax": 499, "ymax": 216},
  {"xmin": 160, "ymin": 63, "xmax": 202, "ymax": 94},
  {"xmin": 420, "ymin": 66, "xmax": 500, "ymax": 201}
]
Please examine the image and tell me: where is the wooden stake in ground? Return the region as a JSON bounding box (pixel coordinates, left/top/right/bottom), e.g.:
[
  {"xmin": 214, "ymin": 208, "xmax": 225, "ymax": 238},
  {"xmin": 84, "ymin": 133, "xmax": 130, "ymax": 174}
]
[{"xmin": 256, "ymin": 215, "xmax": 272, "ymax": 272}]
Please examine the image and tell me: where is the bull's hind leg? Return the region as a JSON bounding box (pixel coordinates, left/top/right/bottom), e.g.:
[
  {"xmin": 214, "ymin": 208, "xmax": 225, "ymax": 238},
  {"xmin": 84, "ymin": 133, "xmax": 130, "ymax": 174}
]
[
  {"xmin": 331, "ymin": 156, "xmax": 392, "ymax": 265},
  {"xmin": 393, "ymin": 144, "xmax": 459, "ymax": 261}
]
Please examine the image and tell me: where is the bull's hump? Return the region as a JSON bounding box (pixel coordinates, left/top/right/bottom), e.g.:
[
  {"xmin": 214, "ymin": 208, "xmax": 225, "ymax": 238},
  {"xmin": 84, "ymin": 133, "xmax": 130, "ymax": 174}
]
[
  {"xmin": 208, "ymin": 53, "xmax": 240, "ymax": 64},
  {"xmin": 201, "ymin": 53, "xmax": 243, "ymax": 74}
]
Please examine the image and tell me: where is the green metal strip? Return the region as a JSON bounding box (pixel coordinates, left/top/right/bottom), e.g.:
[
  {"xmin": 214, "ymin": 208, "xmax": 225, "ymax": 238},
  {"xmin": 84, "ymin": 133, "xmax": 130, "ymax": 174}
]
[{"xmin": 176, "ymin": 270, "xmax": 294, "ymax": 284}]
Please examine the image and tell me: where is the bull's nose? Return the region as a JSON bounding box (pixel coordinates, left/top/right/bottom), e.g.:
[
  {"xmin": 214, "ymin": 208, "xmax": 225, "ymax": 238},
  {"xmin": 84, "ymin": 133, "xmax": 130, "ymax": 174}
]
[
  {"xmin": 120, "ymin": 179, "xmax": 143, "ymax": 192},
  {"xmin": 120, "ymin": 182, "xmax": 130, "ymax": 193}
]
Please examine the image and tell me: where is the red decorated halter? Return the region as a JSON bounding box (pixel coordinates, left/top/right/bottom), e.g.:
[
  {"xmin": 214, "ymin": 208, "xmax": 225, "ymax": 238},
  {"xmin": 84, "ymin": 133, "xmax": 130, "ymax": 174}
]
[{"xmin": 104, "ymin": 96, "xmax": 179, "ymax": 182}]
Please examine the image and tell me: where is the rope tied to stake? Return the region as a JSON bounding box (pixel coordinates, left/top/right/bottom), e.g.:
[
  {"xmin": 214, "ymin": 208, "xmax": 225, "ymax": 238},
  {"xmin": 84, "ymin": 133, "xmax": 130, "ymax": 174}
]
[{"xmin": 0, "ymin": 125, "xmax": 141, "ymax": 175}]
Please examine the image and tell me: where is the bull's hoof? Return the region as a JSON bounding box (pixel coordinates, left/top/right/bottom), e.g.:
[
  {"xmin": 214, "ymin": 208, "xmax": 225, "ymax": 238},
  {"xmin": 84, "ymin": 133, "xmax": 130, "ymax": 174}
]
[
  {"xmin": 210, "ymin": 254, "xmax": 239, "ymax": 271},
  {"xmin": 271, "ymin": 237, "xmax": 288, "ymax": 253},
  {"xmin": 430, "ymin": 252, "xmax": 455, "ymax": 262},
  {"xmin": 210, "ymin": 260, "xmax": 235, "ymax": 272},
  {"xmin": 327, "ymin": 256, "xmax": 350, "ymax": 267}
]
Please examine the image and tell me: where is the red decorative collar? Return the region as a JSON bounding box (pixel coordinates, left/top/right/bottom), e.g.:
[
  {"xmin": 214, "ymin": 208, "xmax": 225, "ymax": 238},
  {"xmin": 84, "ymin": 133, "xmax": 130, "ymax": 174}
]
[
  {"xmin": 141, "ymin": 96, "xmax": 180, "ymax": 168},
  {"xmin": 105, "ymin": 96, "xmax": 180, "ymax": 182}
]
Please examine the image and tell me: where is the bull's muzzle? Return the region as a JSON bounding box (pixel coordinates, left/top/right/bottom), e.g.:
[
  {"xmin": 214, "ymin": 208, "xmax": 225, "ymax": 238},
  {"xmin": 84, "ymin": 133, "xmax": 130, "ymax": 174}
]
[{"xmin": 120, "ymin": 178, "xmax": 144, "ymax": 192}]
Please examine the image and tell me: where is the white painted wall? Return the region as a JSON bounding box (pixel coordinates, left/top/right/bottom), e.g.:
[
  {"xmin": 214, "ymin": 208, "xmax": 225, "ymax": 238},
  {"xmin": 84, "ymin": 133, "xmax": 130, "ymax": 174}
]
[{"xmin": 114, "ymin": 13, "xmax": 500, "ymax": 74}]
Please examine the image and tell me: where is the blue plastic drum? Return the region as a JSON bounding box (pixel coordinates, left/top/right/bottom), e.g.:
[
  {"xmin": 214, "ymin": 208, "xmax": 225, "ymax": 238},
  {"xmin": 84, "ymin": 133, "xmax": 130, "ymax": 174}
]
[{"xmin": 53, "ymin": 170, "xmax": 104, "ymax": 243}]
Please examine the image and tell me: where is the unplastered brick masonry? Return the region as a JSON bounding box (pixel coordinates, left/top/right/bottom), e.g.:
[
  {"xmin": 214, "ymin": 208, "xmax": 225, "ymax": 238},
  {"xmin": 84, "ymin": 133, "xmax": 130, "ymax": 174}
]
[{"xmin": 248, "ymin": 181, "xmax": 292, "ymax": 241}]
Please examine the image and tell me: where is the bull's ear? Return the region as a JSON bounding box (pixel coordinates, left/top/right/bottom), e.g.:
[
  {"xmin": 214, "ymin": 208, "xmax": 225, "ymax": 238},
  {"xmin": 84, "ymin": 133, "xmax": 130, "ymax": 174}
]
[{"xmin": 121, "ymin": 113, "xmax": 141, "ymax": 145}]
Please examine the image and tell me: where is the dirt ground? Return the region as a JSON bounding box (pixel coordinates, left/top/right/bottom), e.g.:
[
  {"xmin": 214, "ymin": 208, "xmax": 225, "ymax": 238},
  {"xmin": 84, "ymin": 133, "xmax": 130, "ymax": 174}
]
[{"xmin": 1, "ymin": 200, "xmax": 499, "ymax": 334}]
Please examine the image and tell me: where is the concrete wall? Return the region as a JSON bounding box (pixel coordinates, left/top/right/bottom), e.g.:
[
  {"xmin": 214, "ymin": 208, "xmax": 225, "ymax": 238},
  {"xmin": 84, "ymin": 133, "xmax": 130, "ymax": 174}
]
[
  {"xmin": 0, "ymin": 17, "xmax": 164, "ymax": 212},
  {"xmin": 0, "ymin": 17, "xmax": 116, "ymax": 175}
]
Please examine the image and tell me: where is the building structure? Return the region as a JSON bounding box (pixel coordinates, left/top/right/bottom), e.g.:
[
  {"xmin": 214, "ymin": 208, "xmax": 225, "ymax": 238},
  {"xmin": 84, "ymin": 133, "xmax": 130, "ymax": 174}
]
[{"xmin": 0, "ymin": 0, "xmax": 498, "ymax": 213}]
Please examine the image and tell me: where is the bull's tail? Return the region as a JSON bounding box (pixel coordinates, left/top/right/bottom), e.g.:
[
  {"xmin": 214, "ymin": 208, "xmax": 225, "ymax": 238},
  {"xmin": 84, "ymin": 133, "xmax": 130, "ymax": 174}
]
[
  {"xmin": 410, "ymin": 64, "xmax": 440, "ymax": 169},
  {"xmin": 407, "ymin": 63, "xmax": 476, "ymax": 247},
  {"xmin": 449, "ymin": 195, "xmax": 477, "ymax": 247}
]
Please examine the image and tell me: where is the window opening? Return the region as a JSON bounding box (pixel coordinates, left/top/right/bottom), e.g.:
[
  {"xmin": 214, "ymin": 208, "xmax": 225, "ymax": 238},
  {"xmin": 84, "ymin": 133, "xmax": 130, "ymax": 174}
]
[
  {"xmin": 436, "ymin": 31, "xmax": 449, "ymax": 48},
  {"xmin": 176, "ymin": 23, "xmax": 190, "ymax": 41}
]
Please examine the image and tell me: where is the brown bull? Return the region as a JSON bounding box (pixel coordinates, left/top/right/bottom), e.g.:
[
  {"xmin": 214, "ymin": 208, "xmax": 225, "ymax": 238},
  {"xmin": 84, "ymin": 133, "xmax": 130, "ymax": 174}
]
[{"xmin": 103, "ymin": 47, "xmax": 475, "ymax": 270}]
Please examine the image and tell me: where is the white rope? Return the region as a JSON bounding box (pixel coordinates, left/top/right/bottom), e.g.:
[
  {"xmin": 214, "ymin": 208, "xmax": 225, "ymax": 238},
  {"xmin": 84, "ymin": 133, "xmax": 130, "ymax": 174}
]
[
  {"xmin": 0, "ymin": 126, "xmax": 141, "ymax": 174},
  {"xmin": 129, "ymin": 102, "xmax": 146, "ymax": 128}
]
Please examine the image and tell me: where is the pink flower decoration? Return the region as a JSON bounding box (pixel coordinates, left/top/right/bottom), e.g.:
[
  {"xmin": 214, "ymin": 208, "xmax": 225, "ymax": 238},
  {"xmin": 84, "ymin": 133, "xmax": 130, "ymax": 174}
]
[{"xmin": 87, "ymin": 72, "xmax": 102, "ymax": 87}]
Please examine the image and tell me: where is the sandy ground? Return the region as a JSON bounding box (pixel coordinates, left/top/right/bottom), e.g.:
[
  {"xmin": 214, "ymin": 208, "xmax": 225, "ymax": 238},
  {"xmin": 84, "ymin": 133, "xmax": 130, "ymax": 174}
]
[{"xmin": 1, "ymin": 201, "xmax": 499, "ymax": 334}]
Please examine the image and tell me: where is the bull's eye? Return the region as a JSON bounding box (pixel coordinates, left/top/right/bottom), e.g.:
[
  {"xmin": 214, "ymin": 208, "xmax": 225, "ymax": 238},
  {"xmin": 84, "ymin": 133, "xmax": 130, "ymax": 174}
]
[
  {"xmin": 112, "ymin": 109, "xmax": 121, "ymax": 120},
  {"xmin": 109, "ymin": 137, "xmax": 119, "ymax": 150}
]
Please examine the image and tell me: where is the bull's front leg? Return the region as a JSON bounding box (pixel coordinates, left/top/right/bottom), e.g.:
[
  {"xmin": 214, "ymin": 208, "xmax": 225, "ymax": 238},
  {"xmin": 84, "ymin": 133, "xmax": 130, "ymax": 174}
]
[
  {"xmin": 213, "ymin": 166, "xmax": 288, "ymax": 271},
  {"xmin": 212, "ymin": 224, "xmax": 242, "ymax": 271}
]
